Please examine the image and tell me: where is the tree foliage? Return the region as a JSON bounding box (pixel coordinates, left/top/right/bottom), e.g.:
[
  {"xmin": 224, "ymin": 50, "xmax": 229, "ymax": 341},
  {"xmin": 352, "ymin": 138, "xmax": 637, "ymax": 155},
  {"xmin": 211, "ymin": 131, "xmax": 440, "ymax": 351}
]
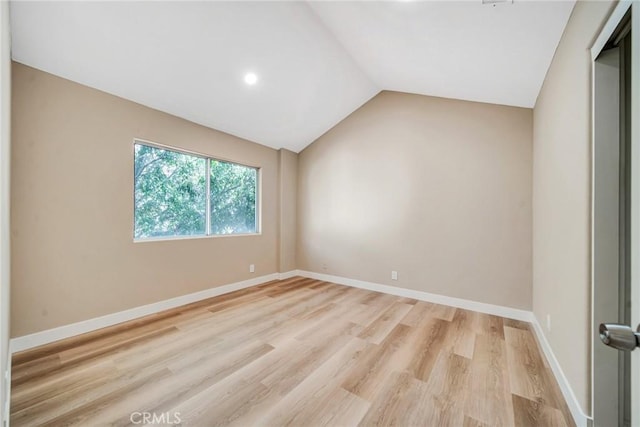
[
  {"xmin": 134, "ymin": 144, "xmax": 257, "ymax": 239},
  {"xmin": 210, "ymin": 160, "xmax": 257, "ymax": 235}
]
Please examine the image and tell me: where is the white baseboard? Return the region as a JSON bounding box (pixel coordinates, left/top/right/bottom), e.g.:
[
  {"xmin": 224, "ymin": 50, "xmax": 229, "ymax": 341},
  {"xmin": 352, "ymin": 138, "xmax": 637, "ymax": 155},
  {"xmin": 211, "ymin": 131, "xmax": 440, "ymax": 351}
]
[
  {"xmin": 8, "ymin": 268, "xmax": 585, "ymax": 427},
  {"xmin": 530, "ymin": 315, "xmax": 589, "ymax": 427},
  {"xmin": 10, "ymin": 272, "xmax": 288, "ymax": 354},
  {"xmin": 296, "ymin": 270, "xmax": 533, "ymax": 322},
  {"xmin": 278, "ymin": 271, "xmax": 298, "ymax": 280}
]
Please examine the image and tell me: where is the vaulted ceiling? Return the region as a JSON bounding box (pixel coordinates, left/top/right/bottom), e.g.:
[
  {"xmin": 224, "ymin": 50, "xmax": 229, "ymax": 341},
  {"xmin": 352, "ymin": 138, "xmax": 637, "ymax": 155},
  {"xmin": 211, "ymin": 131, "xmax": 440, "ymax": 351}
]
[{"xmin": 10, "ymin": 1, "xmax": 575, "ymax": 153}]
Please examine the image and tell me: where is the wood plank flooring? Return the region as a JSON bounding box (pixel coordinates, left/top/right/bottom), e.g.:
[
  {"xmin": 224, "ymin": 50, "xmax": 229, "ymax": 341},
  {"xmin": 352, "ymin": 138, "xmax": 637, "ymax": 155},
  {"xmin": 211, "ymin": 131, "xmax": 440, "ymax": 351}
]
[{"xmin": 11, "ymin": 277, "xmax": 575, "ymax": 426}]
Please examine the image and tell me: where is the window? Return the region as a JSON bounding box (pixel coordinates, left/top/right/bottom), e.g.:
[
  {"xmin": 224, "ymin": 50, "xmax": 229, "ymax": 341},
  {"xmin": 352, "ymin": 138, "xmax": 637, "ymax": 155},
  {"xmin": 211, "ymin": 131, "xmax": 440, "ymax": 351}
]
[
  {"xmin": 209, "ymin": 159, "xmax": 257, "ymax": 235},
  {"xmin": 134, "ymin": 142, "xmax": 259, "ymax": 240}
]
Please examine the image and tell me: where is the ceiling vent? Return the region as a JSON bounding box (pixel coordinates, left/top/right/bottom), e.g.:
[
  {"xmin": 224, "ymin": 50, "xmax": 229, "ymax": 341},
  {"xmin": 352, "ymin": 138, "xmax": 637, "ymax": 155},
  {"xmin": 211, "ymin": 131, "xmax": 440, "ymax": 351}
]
[{"xmin": 482, "ymin": 0, "xmax": 514, "ymax": 6}]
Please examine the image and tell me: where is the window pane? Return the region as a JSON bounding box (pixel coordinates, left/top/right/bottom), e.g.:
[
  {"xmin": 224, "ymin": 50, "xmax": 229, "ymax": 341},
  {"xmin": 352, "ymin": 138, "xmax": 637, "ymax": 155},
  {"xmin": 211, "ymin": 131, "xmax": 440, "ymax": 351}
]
[
  {"xmin": 210, "ymin": 160, "xmax": 257, "ymax": 235},
  {"xmin": 134, "ymin": 144, "xmax": 206, "ymax": 239}
]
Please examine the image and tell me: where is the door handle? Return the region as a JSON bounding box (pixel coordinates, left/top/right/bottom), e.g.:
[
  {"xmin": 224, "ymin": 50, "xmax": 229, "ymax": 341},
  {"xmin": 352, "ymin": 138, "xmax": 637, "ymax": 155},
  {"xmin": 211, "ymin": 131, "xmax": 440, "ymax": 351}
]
[{"xmin": 599, "ymin": 323, "xmax": 640, "ymax": 351}]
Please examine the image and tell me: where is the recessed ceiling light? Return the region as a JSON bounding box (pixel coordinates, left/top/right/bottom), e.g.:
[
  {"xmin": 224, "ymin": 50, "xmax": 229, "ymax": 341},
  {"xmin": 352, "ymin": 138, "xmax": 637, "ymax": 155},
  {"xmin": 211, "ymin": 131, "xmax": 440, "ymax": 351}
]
[{"xmin": 244, "ymin": 72, "xmax": 258, "ymax": 86}]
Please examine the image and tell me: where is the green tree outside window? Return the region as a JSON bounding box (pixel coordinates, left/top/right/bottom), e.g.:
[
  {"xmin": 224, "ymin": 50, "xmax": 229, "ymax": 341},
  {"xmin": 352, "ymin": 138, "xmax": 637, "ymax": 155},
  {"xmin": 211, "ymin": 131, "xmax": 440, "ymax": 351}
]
[{"xmin": 134, "ymin": 143, "xmax": 258, "ymax": 240}]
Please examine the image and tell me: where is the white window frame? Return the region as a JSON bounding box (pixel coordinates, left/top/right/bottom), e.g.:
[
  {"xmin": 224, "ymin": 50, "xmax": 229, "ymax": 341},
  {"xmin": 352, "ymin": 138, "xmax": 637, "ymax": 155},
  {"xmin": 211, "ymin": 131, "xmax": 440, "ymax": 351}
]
[{"xmin": 133, "ymin": 139, "xmax": 261, "ymax": 242}]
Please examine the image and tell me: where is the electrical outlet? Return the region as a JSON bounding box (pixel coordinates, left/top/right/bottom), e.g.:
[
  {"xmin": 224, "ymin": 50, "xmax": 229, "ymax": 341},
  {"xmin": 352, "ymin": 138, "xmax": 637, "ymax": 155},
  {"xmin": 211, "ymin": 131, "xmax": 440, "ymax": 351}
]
[
  {"xmin": 391, "ymin": 271, "xmax": 398, "ymax": 280},
  {"xmin": 322, "ymin": 263, "xmax": 327, "ymax": 271},
  {"xmin": 249, "ymin": 264, "xmax": 255, "ymax": 273},
  {"xmin": 546, "ymin": 314, "xmax": 551, "ymax": 332}
]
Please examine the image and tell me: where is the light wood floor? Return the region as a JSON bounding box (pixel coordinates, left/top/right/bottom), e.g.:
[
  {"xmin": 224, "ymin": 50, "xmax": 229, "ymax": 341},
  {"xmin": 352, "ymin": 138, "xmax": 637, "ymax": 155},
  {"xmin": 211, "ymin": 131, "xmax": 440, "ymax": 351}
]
[{"xmin": 11, "ymin": 277, "xmax": 575, "ymax": 426}]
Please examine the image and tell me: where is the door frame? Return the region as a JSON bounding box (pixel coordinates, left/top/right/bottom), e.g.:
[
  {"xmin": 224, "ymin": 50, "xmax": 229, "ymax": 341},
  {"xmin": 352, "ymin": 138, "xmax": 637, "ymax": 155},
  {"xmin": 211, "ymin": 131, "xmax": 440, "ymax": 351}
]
[
  {"xmin": 590, "ymin": 0, "xmax": 639, "ymax": 424},
  {"xmin": 630, "ymin": 3, "xmax": 640, "ymax": 426}
]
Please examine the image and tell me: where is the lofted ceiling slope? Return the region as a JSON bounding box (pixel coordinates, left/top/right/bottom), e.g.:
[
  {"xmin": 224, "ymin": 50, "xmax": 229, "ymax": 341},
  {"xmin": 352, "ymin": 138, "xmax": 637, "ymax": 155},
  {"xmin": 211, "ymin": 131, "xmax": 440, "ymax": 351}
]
[
  {"xmin": 308, "ymin": 0, "xmax": 576, "ymax": 108},
  {"xmin": 10, "ymin": 1, "xmax": 575, "ymax": 153}
]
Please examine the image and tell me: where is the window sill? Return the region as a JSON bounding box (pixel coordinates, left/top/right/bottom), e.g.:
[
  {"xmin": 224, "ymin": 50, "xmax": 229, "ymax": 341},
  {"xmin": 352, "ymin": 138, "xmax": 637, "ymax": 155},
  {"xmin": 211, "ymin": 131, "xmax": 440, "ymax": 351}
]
[{"xmin": 133, "ymin": 233, "xmax": 261, "ymax": 244}]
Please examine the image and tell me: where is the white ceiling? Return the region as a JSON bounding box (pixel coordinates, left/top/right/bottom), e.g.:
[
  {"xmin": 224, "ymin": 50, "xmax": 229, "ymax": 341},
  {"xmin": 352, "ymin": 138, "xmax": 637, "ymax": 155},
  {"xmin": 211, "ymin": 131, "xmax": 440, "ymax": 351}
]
[
  {"xmin": 9, "ymin": 1, "xmax": 575, "ymax": 153},
  {"xmin": 308, "ymin": 0, "xmax": 575, "ymax": 108}
]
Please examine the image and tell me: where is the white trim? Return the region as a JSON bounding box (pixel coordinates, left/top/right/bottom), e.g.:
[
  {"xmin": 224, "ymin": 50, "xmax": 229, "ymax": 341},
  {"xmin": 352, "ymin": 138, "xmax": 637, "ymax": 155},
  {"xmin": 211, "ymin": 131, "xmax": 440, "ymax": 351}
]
[
  {"xmin": 296, "ymin": 270, "xmax": 533, "ymax": 322},
  {"xmin": 530, "ymin": 315, "xmax": 590, "ymax": 427},
  {"xmin": 590, "ymin": 1, "xmax": 632, "ymax": 61},
  {"xmin": 10, "ymin": 269, "xmax": 534, "ymax": 351},
  {"xmin": 205, "ymin": 157, "xmax": 211, "ymax": 236},
  {"xmin": 133, "ymin": 138, "xmax": 262, "ymax": 170},
  {"xmin": 590, "ymin": 36, "xmax": 596, "ymax": 426},
  {"xmin": 9, "ymin": 272, "xmax": 280, "ymax": 353},
  {"xmin": 7, "ymin": 267, "xmax": 584, "ymax": 427},
  {"xmin": 630, "ymin": 3, "xmax": 640, "ymax": 424},
  {"xmin": 133, "ymin": 232, "xmax": 262, "ymax": 244},
  {"xmin": 278, "ymin": 270, "xmax": 299, "ymax": 280}
]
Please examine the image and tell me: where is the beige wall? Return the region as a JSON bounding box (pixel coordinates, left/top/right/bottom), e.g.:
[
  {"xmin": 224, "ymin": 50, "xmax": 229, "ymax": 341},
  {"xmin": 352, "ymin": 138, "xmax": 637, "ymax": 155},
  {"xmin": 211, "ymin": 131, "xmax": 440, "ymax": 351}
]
[
  {"xmin": 10, "ymin": 62, "xmax": 286, "ymax": 337},
  {"xmin": 278, "ymin": 149, "xmax": 298, "ymax": 272},
  {"xmin": 532, "ymin": 0, "xmax": 615, "ymax": 414},
  {"xmin": 297, "ymin": 91, "xmax": 533, "ymax": 309}
]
